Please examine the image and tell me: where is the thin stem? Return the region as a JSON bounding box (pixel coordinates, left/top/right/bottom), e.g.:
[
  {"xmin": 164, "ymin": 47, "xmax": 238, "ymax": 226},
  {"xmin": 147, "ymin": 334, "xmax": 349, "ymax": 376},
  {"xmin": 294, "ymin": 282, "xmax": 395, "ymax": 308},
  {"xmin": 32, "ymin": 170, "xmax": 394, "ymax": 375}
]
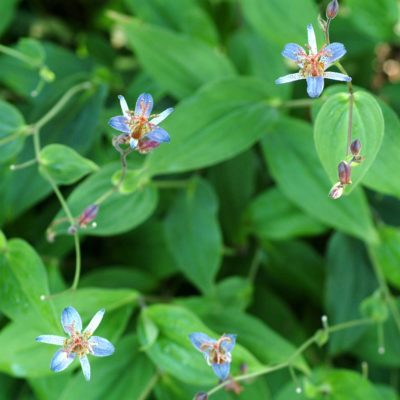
[
  {"xmin": 138, "ymin": 373, "xmax": 159, "ymax": 400},
  {"xmin": 324, "ymin": 18, "xmax": 332, "ymax": 44},
  {"xmin": 0, "ymin": 43, "xmax": 38, "ymax": 67},
  {"xmin": 0, "ymin": 132, "xmax": 22, "ymax": 146},
  {"xmin": 10, "ymin": 158, "xmax": 37, "ymax": 171},
  {"xmin": 279, "ymin": 98, "xmax": 315, "ymax": 109},
  {"xmin": 248, "ymin": 248, "xmax": 264, "ymax": 284},
  {"xmin": 71, "ymin": 233, "xmax": 82, "ymax": 291},
  {"xmin": 153, "ymin": 179, "xmax": 191, "ymax": 189}
]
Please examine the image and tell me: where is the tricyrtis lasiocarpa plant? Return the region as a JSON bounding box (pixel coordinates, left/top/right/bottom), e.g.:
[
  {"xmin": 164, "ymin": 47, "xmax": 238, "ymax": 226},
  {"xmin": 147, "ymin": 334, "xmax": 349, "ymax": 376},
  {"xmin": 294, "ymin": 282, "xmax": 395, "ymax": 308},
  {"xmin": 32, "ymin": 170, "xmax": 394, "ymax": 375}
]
[{"xmin": 276, "ymin": 0, "xmax": 367, "ymax": 199}]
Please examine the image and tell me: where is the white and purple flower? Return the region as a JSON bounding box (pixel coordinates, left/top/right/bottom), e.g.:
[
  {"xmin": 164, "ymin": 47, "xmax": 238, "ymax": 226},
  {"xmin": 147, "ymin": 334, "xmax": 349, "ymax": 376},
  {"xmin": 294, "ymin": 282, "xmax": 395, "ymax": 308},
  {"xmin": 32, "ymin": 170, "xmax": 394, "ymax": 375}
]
[
  {"xmin": 275, "ymin": 24, "xmax": 351, "ymax": 98},
  {"xmin": 108, "ymin": 93, "xmax": 173, "ymax": 154},
  {"xmin": 36, "ymin": 306, "xmax": 114, "ymax": 381},
  {"xmin": 189, "ymin": 332, "xmax": 237, "ymax": 381}
]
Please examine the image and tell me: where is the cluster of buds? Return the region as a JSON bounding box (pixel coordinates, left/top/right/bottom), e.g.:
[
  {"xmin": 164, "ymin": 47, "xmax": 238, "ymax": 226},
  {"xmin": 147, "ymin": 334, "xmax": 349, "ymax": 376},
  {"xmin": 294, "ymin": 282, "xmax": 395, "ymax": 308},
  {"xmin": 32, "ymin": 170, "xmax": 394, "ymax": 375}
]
[{"xmin": 329, "ymin": 139, "xmax": 363, "ymax": 199}]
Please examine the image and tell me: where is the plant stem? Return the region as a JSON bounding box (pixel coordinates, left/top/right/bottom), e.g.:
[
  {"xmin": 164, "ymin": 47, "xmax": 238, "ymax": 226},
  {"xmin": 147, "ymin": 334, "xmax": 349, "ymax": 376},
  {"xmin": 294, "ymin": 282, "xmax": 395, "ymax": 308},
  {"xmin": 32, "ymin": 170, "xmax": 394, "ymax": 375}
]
[
  {"xmin": 10, "ymin": 158, "xmax": 37, "ymax": 171},
  {"xmin": 153, "ymin": 179, "xmax": 191, "ymax": 189},
  {"xmin": 248, "ymin": 248, "xmax": 264, "ymax": 284},
  {"xmin": 0, "ymin": 43, "xmax": 38, "ymax": 67},
  {"xmin": 138, "ymin": 373, "xmax": 160, "ymax": 400},
  {"xmin": 280, "ymin": 98, "xmax": 315, "ymax": 109}
]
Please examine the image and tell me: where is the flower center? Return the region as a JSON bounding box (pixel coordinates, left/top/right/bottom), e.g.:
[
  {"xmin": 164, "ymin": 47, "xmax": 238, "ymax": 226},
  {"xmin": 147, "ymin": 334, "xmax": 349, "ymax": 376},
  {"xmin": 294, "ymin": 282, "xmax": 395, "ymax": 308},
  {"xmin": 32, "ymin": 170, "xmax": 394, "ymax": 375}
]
[
  {"xmin": 64, "ymin": 332, "xmax": 92, "ymax": 357},
  {"xmin": 127, "ymin": 112, "xmax": 152, "ymax": 139},
  {"xmin": 201, "ymin": 336, "xmax": 232, "ymax": 365},
  {"xmin": 300, "ymin": 48, "xmax": 331, "ymax": 77}
]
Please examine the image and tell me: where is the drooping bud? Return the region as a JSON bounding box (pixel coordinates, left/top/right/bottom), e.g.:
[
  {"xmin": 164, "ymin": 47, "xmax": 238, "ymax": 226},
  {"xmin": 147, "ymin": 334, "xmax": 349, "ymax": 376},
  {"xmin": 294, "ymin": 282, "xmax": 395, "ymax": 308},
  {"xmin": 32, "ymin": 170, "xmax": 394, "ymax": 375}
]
[
  {"xmin": 326, "ymin": 0, "xmax": 339, "ymax": 19},
  {"xmin": 329, "ymin": 182, "xmax": 344, "ymax": 200},
  {"xmin": 338, "ymin": 161, "xmax": 351, "ymax": 185},
  {"xmin": 350, "ymin": 139, "xmax": 362, "ymax": 156},
  {"xmin": 194, "ymin": 392, "xmax": 208, "ymax": 400},
  {"xmin": 78, "ymin": 204, "xmax": 99, "ymax": 228}
]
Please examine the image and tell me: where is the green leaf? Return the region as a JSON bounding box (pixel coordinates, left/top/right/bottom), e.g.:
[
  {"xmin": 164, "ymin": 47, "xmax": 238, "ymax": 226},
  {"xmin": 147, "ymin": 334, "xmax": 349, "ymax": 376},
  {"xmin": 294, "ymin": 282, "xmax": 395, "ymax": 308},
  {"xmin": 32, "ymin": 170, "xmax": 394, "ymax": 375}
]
[
  {"xmin": 164, "ymin": 178, "xmax": 222, "ymax": 294},
  {"xmin": 39, "ymin": 144, "xmax": 98, "ymax": 185},
  {"xmin": 14, "ymin": 38, "xmax": 46, "ymax": 67},
  {"xmin": 314, "ymin": 91, "xmax": 384, "ymax": 193},
  {"xmin": 122, "ymin": 19, "xmax": 235, "ymax": 98},
  {"xmin": 138, "ymin": 304, "xmax": 263, "ymax": 386},
  {"xmin": 145, "ymin": 77, "xmax": 277, "ymax": 175},
  {"xmin": 0, "ymin": 238, "xmax": 58, "ymax": 330},
  {"xmin": 241, "ymin": 0, "xmax": 321, "ymax": 48},
  {"xmin": 245, "ymin": 186, "xmax": 327, "ymax": 240},
  {"xmin": 362, "ymin": 101, "xmax": 400, "ymax": 197},
  {"xmin": 0, "ymin": 0, "xmax": 19, "ymax": 37},
  {"xmin": 262, "ymin": 117, "xmax": 378, "ymax": 243},
  {"xmin": 325, "ymin": 233, "xmax": 377, "ymax": 355},
  {"xmin": 0, "ymin": 100, "xmax": 26, "ymax": 164},
  {"xmin": 52, "ymin": 163, "xmax": 158, "ymax": 236}
]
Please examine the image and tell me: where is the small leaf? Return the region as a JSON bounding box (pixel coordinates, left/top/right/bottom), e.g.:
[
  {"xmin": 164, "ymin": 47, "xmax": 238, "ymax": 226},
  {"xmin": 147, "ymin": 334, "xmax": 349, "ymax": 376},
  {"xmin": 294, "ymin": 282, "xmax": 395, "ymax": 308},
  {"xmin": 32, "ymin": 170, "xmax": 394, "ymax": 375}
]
[
  {"xmin": 164, "ymin": 178, "xmax": 222, "ymax": 294},
  {"xmin": 39, "ymin": 144, "xmax": 98, "ymax": 185},
  {"xmin": 314, "ymin": 91, "xmax": 384, "ymax": 192}
]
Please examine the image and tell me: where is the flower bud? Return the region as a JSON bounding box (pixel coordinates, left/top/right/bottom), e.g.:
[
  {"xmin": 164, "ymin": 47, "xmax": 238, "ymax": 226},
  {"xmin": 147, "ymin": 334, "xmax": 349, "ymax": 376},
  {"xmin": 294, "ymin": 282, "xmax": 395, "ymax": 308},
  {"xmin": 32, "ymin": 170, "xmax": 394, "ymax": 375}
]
[
  {"xmin": 329, "ymin": 182, "xmax": 344, "ymax": 200},
  {"xmin": 350, "ymin": 139, "xmax": 362, "ymax": 156},
  {"xmin": 78, "ymin": 204, "xmax": 99, "ymax": 228},
  {"xmin": 338, "ymin": 161, "xmax": 351, "ymax": 184},
  {"xmin": 326, "ymin": 0, "xmax": 339, "ymax": 19},
  {"xmin": 194, "ymin": 393, "xmax": 208, "ymax": 400}
]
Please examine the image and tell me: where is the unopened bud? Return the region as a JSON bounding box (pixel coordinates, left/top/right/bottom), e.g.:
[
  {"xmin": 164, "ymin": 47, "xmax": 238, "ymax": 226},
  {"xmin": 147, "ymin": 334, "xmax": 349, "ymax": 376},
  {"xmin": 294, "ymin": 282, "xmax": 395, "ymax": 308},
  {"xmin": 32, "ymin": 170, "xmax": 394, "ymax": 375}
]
[
  {"xmin": 326, "ymin": 0, "xmax": 339, "ymax": 19},
  {"xmin": 329, "ymin": 182, "xmax": 344, "ymax": 200},
  {"xmin": 338, "ymin": 161, "xmax": 351, "ymax": 185},
  {"xmin": 78, "ymin": 204, "xmax": 99, "ymax": 228},
  {"xmin": 194, "ymin": 392, "xmax": 208, "ymax": 400},
  {"xmin": 350, "ymin": 139, "xmax": 362, "ymax": 156},
  {"xmin": 318, "ymin": 14, "xmax": 328, "ymax": 31}
]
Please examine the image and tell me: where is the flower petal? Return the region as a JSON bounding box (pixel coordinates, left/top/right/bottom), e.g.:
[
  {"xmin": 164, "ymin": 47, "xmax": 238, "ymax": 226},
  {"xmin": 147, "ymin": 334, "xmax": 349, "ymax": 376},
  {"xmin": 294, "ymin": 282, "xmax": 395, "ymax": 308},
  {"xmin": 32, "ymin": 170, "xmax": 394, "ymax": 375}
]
[
  {"xmin": 307, "ymin": 24, "xmax": 317, "ymax": 55},
  {"xmin": 189, "ymin": 332, "xmax": 216, "ymax": 352},
  {"xmin": 61, "ymin": 306, "xmax": 82, "ymax": 335},
  {"xmin": 275, "ymin": 73, "xmax": 304, "ymax": 84},
  {"xmin": 145, "ymin": 127, "xmax": 170, "ymax": 143},
  {"xmin": 324, "ymin": 71, "xmax": 352, "ymax": 82},
  {"xmin": 282, "ymin": 43, "xmax": 307, "ymax": 65},
  {"xmin": 36, "ymin": 335, "xmax": 66, "ymax": 346},
  {"xmin": 50, "ymin": 349, "xmax": 76, "ymax": 372},
  {"xmin": 108, "ymin": 116, "xmax": 130, "ymax": 134},
  {"xmin": 79, "ymin": 355, "xmax": 91, "ymax": 381},
  {"xmin": 220, "ymin": 334, "xmax": 237, "ymax": 352},
  {"xmin": 137, "ymin": 140, "xmax": 160, "ymax": 154},
  {"xmin": 322, "ymin": 43, "xmax": 346, "ymax": 68},
  {"xmin": 212, "ymin": 362, "xmax": 231, "ymax": 381},
  {"xmin": 118, "ymin": 95, "xmax": 130, "ymax": 117},
  {"xmin": 89, "ymin": 336, "xmax": 115, "ymax": 357},
  {"xmin": 149, "ymin": 107, "xmax": 174, "ymax": 125},
  {"xmin": 130, "ymin": 138, "xmax": 138, "ymax": 149},
  {"xmin": 83, "ymin": 309, "xmax": 105, "ymax": 336},
  {"xmin": 135, "ymin": 93, "xmax": 154, "ymax": 118},
  {"xmin": 306, "ymin": 76, "xmax": 325, "ymax": 98}
]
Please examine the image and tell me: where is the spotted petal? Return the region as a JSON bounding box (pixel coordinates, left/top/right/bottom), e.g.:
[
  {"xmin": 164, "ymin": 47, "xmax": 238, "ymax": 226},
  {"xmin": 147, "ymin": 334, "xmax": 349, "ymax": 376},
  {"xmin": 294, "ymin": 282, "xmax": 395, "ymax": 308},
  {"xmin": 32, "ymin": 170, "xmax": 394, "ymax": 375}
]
[
  {"xmin": 324, "ymin": 71, "xmax": 352, "ymax": 82},
  {"xmin": 89, "ymin": 336, "xmax": 115, "ymax": 357},
  {"xmin": 135, "ymin": 93, "xmax": 154, "ymax": 118},
  {"xmin": 84, "ymin": 309, "xmax": 105, "ymax": 336},
  {"xmin": 212, "ymin": 362, "xmax": 231, "ymax": 381},
  {"xmin": 145, "ymin": 127, "xmax": 170, "ymax": 143},
  {"xmin": 79, "ymin": 355, "xmax": 91, "ymax": 381},
  {"xmin": 322, "ymin": 43, "xmax": 347, "ymax": 68},
  {"xmin": 118, "ymin": 95, "xmax": 130, "ymax": 117},
  {"xmin": 275, "ymin": 73, "xmax": 304, "ymax": 84},
  {"xmin": 282, "ymin": 43, "xmax": 306, "ymax": 65},
  {"xmin": 61, "ymin": 306, "xmax": 82, "ymax": 335},
  {"xmin": 306, "ymin": 76, "xmax": 325, "ymax": 98},
  {"xmin": 189, "ymin": 332, "xmax": 216, "ymax": 352},
  {"xmin": 50, "ymin": 349, "xmax": 76, "ymax": 372},
  {"xmin": 108, "ymin": 116, "xmax": 130, "ymax": 134},
  {"xmin": 150, "ymin": 107, "xmax": 174, "ymax": 125},
  {"xmin": 220, "ymin": 334, "xmax": 237, "ymax": 352},
  {"xmin": 307, "ymin": 24, "xmax": 317, "ymax": 55},
  {"xmin": 36, "ymin": 335, "xmax": 66, "ymax": 346}
]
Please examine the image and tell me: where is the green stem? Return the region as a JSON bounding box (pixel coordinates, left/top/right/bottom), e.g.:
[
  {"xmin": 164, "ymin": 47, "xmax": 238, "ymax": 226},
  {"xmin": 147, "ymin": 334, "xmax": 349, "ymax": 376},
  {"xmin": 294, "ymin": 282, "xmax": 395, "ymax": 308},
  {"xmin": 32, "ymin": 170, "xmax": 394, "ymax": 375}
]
[
  {"xmin": 10, "ymin": 158, "xmax": 37, "ymax": 171},
  {"xmin": 0, "ymin": 43, "xmax": 38, "ymax": 67},
  {"xmin": 280, "ymin": 98, "xmax": 315, "ymax": 109},
  {"xmin": 153, "ymin": 179, "xmax": 191, "ymax": 189},
  {"xmin": 248, "ymin": 248, "xmax": 264, "ymax": 284},
  {"xmin": 71, "ymin": 233, "xmax": 82, "ymax": 291},
  {"xmin": 138, "ymin": 373, "xmax": 160, "ymax": 400},
  {"xmin": 324, "ymin": 18, "xmax": 332, "ymax": 44}
]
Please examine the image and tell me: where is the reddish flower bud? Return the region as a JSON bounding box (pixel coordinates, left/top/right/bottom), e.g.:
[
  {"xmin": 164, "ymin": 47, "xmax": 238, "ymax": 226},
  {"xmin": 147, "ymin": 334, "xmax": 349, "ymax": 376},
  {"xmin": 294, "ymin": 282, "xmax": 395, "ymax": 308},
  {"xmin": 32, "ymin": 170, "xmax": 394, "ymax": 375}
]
[
  {"xmin": 78, "ymin": 204, "xmax": 99, "ymax": 228},
  {"xmin": 350, "ymin": 139, "xmax": 362, "ymax": 156},
  {"xmin": 338, "ymin": 161, "xmax": 351, "ymax": 184},
  {"xmin": 326, "ymin": 0, "xmax": 339, "ymax": 19},
  {"xmin": 195, "ymin": 393, "xmax": 208, "ymax": 400},
  {"xmin": 329, "ymin": 182, "xmax": 344, "ymax": 200}
]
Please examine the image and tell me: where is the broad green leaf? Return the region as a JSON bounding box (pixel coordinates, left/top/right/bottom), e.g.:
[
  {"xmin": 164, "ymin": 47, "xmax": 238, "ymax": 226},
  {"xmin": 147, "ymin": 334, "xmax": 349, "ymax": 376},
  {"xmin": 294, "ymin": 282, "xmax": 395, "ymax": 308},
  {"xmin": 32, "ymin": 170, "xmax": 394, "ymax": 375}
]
[
  {"xmin": 314, "ymin": 91, "xmax": 384, "ymax": 192},
  {"xmin": 245, "ymin": 187, "xmax": 327, "ymax": 240},
  {"xmin": 145, "ymin": 77, "xmax": 277, "ymax": 175},
  {"xmin": 276, "ymin": 368, "xmax": 382, "ymax": 400},
  {"xmin": 39, "ymin": 144, "xmax": 98, "ymax": 185},
  {"xmin": 52, "ymin": 163, "xmax": 158, "ymax": 236},
  {"xmin": 369, "ymin": 225, "xmax": 400, "ymax": 290},
  {"xmin": 241, "ymin": 0, "xmax": 321, "ymax": 48},
  {"xmin": 164, "ymin": 178, "xmax": 222, "ymax": 294},
  {"xmin": 122, "ymin": 19, "xmax": 235, "ymax": 98},
  {"xmin": 0, "ymin": 0, "xmax": 19, "ymax": 37},
  {"xmin": 0, "ymin": 238, "xmax": 58, "ymax": 330},
  {"xmin": 363, "ymin": 101, "xmax": 400, "ymax": 197},
  {"xmin": 0, "ymin": 100, "xmax": 26, "ymax": 164},
  {"xmin": 325, "ymin": 233, "xmax": 377, "ymax": 355},
  {"xmin": 138, "ymin": 304, "xmax": 263, "ymax": 386},
  {"xmin": 262, "ymin": 117, "xmax": 378, "ymax": 243},
  {"xmin": 14, "ymin": 38, "xmax": 46, "ymax": 67}
]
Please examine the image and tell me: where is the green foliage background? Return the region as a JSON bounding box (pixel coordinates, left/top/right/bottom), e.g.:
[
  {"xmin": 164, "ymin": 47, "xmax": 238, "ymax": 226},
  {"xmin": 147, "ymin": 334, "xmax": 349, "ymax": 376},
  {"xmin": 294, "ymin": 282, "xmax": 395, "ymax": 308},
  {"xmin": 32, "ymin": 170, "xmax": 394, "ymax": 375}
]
[{"xmin": 0, "ymin": 0, "xmax": 400, "ymax": 399}]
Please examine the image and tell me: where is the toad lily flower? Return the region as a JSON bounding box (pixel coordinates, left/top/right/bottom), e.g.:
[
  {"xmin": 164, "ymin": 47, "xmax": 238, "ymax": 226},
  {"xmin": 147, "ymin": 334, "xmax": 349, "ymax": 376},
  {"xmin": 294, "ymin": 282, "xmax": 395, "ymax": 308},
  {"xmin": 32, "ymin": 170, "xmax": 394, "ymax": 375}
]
[
  {"xmin": 189, "ymin": 332, "xmax": 236, "ymax": 381},
  {"xmin": 36, "ymin": 306, "xmax": 115, "ymax": 381},
  {"xmin": 108, "ymin": 93, "xmax": 173, "ymax": 154},
  {"xmin": 275, "ymin": 24, "xmax": 351, "ymax": 98}
]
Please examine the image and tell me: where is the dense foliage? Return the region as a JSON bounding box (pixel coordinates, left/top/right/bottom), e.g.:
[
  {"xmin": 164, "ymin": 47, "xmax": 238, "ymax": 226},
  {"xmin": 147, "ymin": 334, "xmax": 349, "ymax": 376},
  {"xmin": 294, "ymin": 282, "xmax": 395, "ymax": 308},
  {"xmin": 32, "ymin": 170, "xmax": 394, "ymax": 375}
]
[{"xmin": 1, "ymin": 0, "xmax": 400, "ymax": 399}]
